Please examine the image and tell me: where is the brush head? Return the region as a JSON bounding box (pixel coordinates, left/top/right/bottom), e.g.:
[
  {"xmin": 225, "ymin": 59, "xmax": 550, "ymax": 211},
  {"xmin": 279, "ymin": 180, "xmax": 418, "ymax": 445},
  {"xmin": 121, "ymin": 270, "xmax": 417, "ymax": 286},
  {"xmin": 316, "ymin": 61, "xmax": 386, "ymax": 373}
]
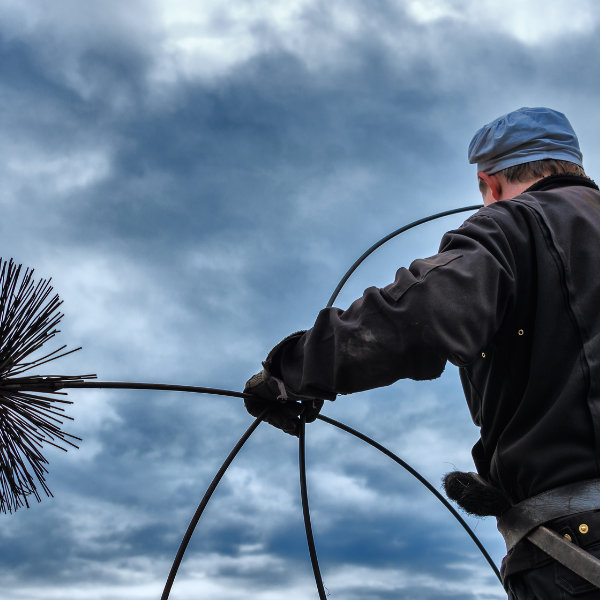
[
  {"xmin": 443, "ymin": 470, "xmax": 512, "ymax": 517},
  {"xmin": 0, "ymin": 259, "xmax": 95, "ymax": 513}
]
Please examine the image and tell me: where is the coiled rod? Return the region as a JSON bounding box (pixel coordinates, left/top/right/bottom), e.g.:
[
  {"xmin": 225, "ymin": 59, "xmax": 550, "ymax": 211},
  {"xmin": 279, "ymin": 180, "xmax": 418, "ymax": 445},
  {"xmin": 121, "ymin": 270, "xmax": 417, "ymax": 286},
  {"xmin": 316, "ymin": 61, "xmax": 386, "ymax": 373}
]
[
  {"xmin": 53, "ymin": 381, "xmax": 500, "ymax": 585},
  {"xmin": 327, "ymin": 205, "xmax": 482, "ymax": 307},
  {"xmin": 160, "ymin": 409, "xmax": 268, "ymax": 600},
  {"xmin": 316, "ymin": 414, "xmax": 502, "ymax": 583},
  {"xmin": 299, "ymin": 415, "xmax": 327, "ymax": 599},
  {"xmin": 60, "ymin": 381, "xmax": 249, "ymax": 398}
]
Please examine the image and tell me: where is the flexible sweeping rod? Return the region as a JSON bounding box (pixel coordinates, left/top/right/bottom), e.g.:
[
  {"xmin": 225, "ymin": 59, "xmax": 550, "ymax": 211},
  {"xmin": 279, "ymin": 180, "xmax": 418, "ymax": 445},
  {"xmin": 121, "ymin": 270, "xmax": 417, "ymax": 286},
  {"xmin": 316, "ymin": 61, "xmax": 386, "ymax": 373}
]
[
  {"xmin": 0, "ymin": 204, "xmax": 495, "ymax": 597},
  {"xmin": 327, "ymin": 204, "xmax": 483, "ymax": 307}
]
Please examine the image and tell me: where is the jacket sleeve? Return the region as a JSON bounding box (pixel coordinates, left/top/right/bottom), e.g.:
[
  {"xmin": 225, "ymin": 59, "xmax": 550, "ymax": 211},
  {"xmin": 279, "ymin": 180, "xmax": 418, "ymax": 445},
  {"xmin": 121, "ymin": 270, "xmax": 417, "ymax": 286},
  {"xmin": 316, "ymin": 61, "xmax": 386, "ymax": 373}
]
[{"xmin": 274, "ymin": 211, "xmax": 519, "ymax": 397}]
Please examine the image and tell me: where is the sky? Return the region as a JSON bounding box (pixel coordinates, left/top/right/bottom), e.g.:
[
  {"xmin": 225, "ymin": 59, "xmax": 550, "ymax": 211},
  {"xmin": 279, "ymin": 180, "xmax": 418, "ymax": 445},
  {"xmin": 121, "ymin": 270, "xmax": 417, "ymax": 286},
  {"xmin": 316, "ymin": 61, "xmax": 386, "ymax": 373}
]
[{"xmin": 1, "ymin": 0, "xmax": 599, "ymax": 598}]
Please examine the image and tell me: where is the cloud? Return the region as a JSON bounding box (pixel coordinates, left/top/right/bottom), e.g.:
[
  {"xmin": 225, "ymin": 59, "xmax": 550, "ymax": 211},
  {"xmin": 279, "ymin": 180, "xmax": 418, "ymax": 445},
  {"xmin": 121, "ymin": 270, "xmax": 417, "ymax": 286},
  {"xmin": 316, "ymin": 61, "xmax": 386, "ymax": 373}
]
[
  {"xmin": 405, "ymin": 0, "xmax": 597, "ymax": 44},
  {"xmin": 0, "ymin": 0, "xmax": 597, "ymax": 597}
]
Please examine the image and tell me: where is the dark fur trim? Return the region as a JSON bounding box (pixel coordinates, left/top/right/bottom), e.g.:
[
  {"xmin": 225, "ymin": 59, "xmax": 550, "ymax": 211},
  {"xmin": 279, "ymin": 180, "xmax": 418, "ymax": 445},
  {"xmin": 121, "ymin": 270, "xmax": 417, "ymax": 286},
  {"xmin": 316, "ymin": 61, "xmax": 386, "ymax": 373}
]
[{"xmin": 443, "ymin": 471, "xmax": 512, "ymax": 517}]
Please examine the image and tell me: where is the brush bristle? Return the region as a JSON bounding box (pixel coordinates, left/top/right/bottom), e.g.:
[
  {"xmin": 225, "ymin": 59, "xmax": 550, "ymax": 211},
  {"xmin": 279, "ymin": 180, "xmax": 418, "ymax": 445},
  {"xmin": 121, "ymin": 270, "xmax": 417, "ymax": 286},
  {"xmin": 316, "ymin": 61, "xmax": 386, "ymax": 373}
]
[
  {"xmin": 443, "ymin": 471, "xmax": 512, "ymax": 517},
  {"xmin": 0, "ymin": 259, "xmax": 95, "ymax": 513}
]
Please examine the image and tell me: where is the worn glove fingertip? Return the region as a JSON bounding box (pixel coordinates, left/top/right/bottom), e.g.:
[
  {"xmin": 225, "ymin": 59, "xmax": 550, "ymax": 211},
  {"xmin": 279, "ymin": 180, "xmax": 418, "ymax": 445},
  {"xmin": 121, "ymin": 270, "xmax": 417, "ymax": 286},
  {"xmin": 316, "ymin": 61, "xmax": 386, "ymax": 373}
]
[{"xmin": 244, "ymin": 371, "xmax": 265, "ymax": 391}]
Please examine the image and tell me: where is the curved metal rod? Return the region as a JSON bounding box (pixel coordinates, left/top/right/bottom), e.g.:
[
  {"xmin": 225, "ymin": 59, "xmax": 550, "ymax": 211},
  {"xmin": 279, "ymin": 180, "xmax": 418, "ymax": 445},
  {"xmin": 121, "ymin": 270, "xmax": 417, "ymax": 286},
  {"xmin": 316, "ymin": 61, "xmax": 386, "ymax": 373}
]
[
  {"xmin": 299, "ymin": 415, "xmax": 327, "ymax": 600},
  {"xmin": 59, "ymin": 382, "xmax": 500, "ymax": 585},
  {"xmin": 326, "ymin": 205, "xmax": 483, "ymax": 307},
  {"xmin": 316, "ymin": 414, "xmax": 502, "ymax": 583},
  {"xmin": 60, "ymin": 381, "xmax": 250, "ymax": 398},
  {"xmin": 56, "ymin": 382, "xmax": 499, "ymax": 585},
  {"xmin": 161, "ymin": 408, "xmax": 268, "ymax": 600}
]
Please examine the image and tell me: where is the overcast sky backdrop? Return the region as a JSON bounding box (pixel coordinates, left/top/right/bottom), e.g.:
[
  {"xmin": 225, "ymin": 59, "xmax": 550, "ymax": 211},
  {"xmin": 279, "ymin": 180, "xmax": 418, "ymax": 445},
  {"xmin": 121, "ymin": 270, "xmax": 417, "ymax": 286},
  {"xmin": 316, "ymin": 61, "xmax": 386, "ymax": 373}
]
[{"xmin": 1, "ymin": 1, "xmax": 599, "ymax": 599}]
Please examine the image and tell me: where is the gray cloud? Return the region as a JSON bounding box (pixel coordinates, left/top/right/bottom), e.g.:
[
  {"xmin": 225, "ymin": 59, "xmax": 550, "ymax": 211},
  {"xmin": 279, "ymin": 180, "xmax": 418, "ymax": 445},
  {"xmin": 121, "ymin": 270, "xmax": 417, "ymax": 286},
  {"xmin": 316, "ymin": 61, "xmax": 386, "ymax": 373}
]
[{"xmin": 0, "ymin": 0, "xmax": 598, "ymax": 597}]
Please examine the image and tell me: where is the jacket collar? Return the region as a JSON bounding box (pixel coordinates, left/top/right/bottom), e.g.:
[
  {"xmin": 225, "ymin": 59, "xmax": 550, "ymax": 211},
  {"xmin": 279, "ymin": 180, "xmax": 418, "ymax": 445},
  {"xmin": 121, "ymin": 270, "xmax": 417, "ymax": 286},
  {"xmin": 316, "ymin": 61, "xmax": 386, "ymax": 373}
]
[{"xmin": 525, "ymin": 173, "xmax": 599, "ymax": 193}]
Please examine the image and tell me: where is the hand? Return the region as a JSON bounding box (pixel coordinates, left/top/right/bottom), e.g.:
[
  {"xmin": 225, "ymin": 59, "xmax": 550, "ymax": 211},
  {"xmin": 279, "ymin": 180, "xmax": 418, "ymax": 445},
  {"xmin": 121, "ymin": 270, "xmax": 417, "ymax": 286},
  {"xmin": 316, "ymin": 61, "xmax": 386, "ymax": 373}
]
[{"xmin": 244, "ymin": 369, "xmax": 324, "ymax": 436}]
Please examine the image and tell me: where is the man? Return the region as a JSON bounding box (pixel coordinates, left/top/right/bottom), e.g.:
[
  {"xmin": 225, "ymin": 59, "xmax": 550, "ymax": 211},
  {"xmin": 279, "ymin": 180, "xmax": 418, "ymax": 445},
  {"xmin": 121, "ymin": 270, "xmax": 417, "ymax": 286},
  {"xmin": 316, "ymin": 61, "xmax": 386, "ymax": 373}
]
[{"xmin": 245, "ymin": 107, "xmax": 600, "ymax": 599}]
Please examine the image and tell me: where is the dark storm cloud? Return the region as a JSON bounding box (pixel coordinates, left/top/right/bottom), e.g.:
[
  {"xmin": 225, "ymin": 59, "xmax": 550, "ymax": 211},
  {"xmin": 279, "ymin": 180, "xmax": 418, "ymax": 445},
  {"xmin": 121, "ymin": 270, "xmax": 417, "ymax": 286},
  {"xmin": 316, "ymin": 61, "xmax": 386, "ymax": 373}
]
[{"xmin": 1, "ymin": 1, "xmax": 600, "ymax": 598}]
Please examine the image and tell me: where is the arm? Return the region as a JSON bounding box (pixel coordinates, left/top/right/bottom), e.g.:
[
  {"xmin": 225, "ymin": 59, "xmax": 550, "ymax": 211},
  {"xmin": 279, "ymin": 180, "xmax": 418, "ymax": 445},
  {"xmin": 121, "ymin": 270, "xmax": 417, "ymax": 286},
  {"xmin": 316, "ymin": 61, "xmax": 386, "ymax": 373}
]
[{"xmin": 274, "ymin": 212, "xmax": 518, "ymax": 397}]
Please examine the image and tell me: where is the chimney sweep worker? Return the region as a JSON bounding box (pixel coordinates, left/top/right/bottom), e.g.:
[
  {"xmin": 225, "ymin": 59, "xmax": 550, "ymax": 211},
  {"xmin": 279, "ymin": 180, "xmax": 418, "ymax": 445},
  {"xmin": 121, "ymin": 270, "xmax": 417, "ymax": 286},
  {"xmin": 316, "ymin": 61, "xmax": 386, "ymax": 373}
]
[{"xmin": 244, "ymin": 107, "xmax": 600, "ymax": 599}]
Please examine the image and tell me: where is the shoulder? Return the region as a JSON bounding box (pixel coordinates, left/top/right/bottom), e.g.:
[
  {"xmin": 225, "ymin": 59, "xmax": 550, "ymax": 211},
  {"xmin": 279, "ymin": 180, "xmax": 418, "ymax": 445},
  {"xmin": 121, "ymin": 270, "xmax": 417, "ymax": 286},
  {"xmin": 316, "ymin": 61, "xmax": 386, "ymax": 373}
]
[
  {"xmin": 437, "ymin": 201, "xmax": 536, "ymax": 270},
  {"xmin": 466, "ymin": 199, "xmax": 536, "ymax": 228},
  {"xmin": 444, "ymin": 202, "xmax": 525, "ymax": 246},
  {"xmin": 461, "ymin": 199, "xmax": 544, "ymax": 246}
]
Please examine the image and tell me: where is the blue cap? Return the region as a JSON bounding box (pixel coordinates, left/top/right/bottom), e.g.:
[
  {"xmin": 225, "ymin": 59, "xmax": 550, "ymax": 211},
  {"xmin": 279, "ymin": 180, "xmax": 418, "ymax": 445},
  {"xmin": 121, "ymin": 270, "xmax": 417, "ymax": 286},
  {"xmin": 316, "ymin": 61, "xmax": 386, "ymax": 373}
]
[{"xmin": 468, "ymin": 107, "xmax": 583, "ymax": 174}]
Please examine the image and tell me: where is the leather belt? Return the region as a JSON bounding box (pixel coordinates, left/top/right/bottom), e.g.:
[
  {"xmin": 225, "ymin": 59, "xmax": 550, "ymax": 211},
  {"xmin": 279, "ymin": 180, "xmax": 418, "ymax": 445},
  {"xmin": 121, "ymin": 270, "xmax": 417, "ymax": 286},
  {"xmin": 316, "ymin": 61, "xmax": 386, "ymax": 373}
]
[
  {"xmin": 497, "ymin": 478, "xmax": 600, "ymax": 551},
  {"xmin": 497, "ymin": 478, "xmax": 600, "ymax": 588}
]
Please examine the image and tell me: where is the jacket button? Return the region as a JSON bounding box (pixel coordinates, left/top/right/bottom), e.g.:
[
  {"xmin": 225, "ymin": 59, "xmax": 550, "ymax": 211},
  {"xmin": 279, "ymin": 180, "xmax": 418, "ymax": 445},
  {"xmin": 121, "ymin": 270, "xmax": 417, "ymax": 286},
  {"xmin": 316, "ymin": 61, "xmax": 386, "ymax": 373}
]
[
  {"xmin": 564, "ymin": 534, "xmax": 572, "ymax": 541},
  {"xmin": 518, "ymin": 329, "xmax": 524, "ymax": 336},
  {"xmin": 580, "ymin": 524, "xmax": 589, "ymax": 534},
  {"xmin": 482, "ymin": 353, "xmax": 485, "ymax": 358}
]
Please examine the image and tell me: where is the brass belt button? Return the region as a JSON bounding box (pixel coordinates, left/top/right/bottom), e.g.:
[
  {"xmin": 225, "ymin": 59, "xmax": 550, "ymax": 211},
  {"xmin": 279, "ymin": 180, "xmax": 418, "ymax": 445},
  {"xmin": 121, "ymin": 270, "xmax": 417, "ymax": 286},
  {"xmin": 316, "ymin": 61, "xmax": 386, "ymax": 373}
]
[
  {"xmin": 579, "ymin": 524, "xmax": 589, "ymax": 534},
  {"xmin": 564, "ymin": 533, "xmax": 572, "ymax": 541}
]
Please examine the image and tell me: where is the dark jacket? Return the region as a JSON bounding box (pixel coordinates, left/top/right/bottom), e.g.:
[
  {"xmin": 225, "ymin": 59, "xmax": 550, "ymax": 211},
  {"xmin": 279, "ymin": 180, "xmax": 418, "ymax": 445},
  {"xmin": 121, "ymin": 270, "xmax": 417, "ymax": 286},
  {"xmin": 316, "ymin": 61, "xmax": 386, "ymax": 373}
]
[{"xmin": 273, "ymin": 174, "xmax": 600, "ymax": 507}]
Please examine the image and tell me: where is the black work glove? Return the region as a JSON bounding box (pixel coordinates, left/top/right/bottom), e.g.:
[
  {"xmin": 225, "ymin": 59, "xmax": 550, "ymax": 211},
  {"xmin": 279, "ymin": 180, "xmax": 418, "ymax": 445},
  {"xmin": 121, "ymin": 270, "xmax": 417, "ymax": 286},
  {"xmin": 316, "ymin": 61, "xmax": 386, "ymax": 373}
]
[
  {"xmin": 244, "ymin": 370, "xmax": 324, "ymax": 436},
  {"xmin": 244, "ymin": 332, "xmax": 326, "ymax": 436}
]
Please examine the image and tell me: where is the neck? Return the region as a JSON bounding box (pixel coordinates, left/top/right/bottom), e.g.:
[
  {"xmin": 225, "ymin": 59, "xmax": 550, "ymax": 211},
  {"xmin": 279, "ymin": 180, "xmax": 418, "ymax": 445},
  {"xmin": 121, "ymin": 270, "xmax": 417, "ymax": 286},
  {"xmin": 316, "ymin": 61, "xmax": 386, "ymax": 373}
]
[{"xmin": 498, "ymin": 178, "xmax": 540, "ymax": 201}]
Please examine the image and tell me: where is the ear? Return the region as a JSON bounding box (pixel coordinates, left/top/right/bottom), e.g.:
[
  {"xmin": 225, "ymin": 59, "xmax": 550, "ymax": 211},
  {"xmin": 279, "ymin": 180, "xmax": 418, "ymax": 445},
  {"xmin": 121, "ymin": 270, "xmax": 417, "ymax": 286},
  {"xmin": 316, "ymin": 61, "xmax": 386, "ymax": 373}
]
[{"xmin": 477, "ymin": 171, "xmax": 502, "ymax": 203}]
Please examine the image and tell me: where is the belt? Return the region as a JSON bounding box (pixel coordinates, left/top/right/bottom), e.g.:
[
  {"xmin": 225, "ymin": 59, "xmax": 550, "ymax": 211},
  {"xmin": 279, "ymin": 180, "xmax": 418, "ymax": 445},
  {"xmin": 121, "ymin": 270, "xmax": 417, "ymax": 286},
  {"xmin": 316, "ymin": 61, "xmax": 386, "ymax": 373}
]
[
  {"xmin": 497, "ymin": 478, "xmax": 600, "ymax": 587},
  {"xmin": 498, "ymin": 479, "xmax": 600, "ymax": 551}
]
